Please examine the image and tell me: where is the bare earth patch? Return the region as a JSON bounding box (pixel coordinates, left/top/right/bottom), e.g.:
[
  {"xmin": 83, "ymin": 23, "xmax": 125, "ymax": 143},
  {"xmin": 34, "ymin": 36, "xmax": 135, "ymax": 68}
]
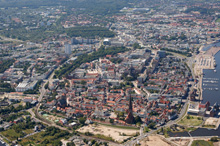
[
  {"xmin": 213, "ymin": 141, "xmax": 220, "ymax": 146},
  {"xmin": 203, "ymin": 117, "xmax": 219, "ymax": 128},
  {"xmin": 77, "ymin": 124, "xmax": 139, "ymax": 142},
  {"xmin": 140, "ymin": 136, "xmax": 171, "ymax": 146}
]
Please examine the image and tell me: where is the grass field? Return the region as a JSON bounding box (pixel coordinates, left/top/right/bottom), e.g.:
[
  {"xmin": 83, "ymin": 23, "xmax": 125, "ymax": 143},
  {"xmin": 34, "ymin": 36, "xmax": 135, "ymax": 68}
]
[
  {"xmin": 23, "ymin": 129, "xmax": 34, "ymax": 135},
  {"xmin": 18, "ymin": 131, "xmax": 57, "ymax": 146},
  {"xmin": 18, "ymin": 127, "xmax": 69, "ymax": 146},
  {"xmin": 19, "ymin": 132, "xmax": 43, "ymax": 146},
  {"xmin": 178, "ymin": 115, "xmax": 203, "ymax": 126},
  {"xmin": 191, "ymin": 140, "xmax": 213, "ymax": 146},
  {"xmin": 1, "ymin": 129, "xmax": 24, "ymax": 141},
  {"xmin": 216, "ymin": 18, "xmax": 220, "ymax": 23}
]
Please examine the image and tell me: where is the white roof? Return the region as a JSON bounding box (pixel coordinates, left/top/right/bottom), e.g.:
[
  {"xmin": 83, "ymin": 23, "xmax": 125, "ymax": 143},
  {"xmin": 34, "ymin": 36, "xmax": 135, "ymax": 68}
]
[
  {"xmin": 104, "ymin": 39, "xmax": 110, "ymax": 42},
  {"xmin": 17, "ymin": 82, "xmax": 28, "ymax": 88}
]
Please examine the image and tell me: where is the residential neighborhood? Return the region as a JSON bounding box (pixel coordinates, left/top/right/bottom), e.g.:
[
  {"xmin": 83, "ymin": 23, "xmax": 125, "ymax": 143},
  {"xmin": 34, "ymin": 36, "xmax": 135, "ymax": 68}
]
[{"xmin": 0, "ymin": 0, "xmax": 220, "ymax": 146}]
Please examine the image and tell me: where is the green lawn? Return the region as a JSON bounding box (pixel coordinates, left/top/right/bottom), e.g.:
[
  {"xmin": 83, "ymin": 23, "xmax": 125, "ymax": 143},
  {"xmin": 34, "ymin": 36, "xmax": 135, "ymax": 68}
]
[
  {"xmin": 19, "ymin": 132, "xmax": 65, "ymax": 146},
  {"xmin": 1, "ymin": 129, "xmax": 24, "ymax": 141},
  {"xmin": 18, "ymin": 127, "xmax": 69, "ymax": 146},
  {"xmin": 191, "ymin": 140, "xmax": 213, "ymax": 146},
  {"xmin": 216, "ymin": 18, "xmax": 220, "ymax": 23},
  {"xmin": 23, "ymin": 129, "xmax": 34, "ymax": 135},
  {"xmin": 1, "ymin": 128, "xmax": 35, "ymax": 141},
  {"xmin": 19, "ymin": 131, "xmax": 58, "ymax": 146},
  {"xmin": 178, "ymin": 115, "xmax": 203, "ymax": 126},
  {"xmin": 19, "ymin": 132, "xmax": 43, "ymax": 146}
]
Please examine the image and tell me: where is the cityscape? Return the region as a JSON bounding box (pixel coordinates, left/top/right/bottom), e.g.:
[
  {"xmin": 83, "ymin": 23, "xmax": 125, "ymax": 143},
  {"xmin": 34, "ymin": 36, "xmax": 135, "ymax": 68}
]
[{"xmin": 0, "ymin": 0, "xmax": 220, "ymax": 146}]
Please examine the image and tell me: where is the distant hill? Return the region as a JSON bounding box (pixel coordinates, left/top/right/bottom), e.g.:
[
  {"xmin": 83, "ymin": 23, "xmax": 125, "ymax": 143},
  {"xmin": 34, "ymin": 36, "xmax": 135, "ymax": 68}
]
[{"xmin": 0, "ymin": 0, "xmax": 134, "ymax": 15}]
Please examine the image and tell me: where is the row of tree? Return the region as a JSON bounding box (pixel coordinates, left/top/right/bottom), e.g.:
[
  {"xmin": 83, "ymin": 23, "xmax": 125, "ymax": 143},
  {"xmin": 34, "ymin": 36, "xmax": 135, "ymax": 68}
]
[
  {"xmin": 0, "ymin": 102, "xmax": 33, "ymax": 115},
  {"xmin": 0, "ymin": 81, "xmax": 15, "ymax": 92},
  {"xmin": 161, "ymin": 48, "xmax": 192, "ymax": 57},
  {"xmin": 0, "ymin": 59, "xmax": 14, "ymax": 73},
  {"xmin": 55, "ymin": 46, "xmax": 129, "ymax": 78}
]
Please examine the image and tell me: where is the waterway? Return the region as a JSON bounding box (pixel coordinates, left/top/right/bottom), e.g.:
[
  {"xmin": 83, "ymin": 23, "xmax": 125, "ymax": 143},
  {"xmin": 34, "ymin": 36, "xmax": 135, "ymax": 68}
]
[
  {"xmin": 0, "ymin": 141, "xmax": 6, "ymax": 146},
  {"xmin": 202, "ymin": 43, "xmax": 220, "ymax": 105},
  {"xmin": 168, "ymin": 127, "xmax": 220, "ymax": 137},
  {"xmin": 167, "ymin": 43, "xmax": 220, "ymax": 138},
  {"xmin": 202, "ymin": 41, "xmax": 220, "ymax": 51}
]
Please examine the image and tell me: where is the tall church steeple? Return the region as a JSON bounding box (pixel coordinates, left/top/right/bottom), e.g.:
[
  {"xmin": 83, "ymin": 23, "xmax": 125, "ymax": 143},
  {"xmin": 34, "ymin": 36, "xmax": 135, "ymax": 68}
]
[
  {"xmin": 125, "ymin": 94, "xmax": 135, "ymax": 124},
  {"xmin": 129, "ymin": 95, "xmax": 133, "ymax": 113}
]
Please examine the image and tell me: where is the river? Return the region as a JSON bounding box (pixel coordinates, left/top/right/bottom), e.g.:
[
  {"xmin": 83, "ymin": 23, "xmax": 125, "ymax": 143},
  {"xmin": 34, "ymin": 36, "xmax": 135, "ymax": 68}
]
[{"xmin": 202, "ymin": 41, "xmax": 220, "ymax": 51}]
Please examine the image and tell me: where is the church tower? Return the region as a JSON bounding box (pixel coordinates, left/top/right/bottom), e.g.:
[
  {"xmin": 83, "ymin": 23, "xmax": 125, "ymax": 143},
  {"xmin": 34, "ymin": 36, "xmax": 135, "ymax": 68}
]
[
  {"xmin": 125, "ymin": 95, "xmax": 135, "ymax": 124},
  {"xmin": 129, "ymin": 95, "xmax": 133, "ymax": 112}
]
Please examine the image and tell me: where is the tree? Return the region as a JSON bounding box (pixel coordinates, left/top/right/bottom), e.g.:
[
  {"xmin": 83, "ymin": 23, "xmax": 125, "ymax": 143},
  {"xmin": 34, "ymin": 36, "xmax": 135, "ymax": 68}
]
[
  {"xmin": 83, "ymin": 139, "xmax": 88, "ymax": 144},
  {"xmin": 52, "ymin": 140, "xmax": 62, "ymax": 146},
  {"xmin": 45, "ymin": 82, "xmax": 49, "ymax": 89},
  {"xmin": 135, "ymin": 116, "xmax": 142, "ymax": 124},
  {"xmin": 144, "ymin": 127, "xmax": 150, "ymax": 133},
  {"xmin": 25, "ymin": 102, "xmax": 32, "ymax": 109},
  {"xmin": 210, "ymin": 137, "xmax": 218, "ymax": 142},
  {"xmin": 54, "ymin": 46, "xmax": 129, "ymax": 78},
  {"xmin": 110, "ymin": 118, "xmax": 114, "ymax": 124},
  {"xmin": 67, "ymin": 142, "xmax": 75, "ymax": 146},
  {"xmin": 41, "ymin": 139, "xmax": 49, "ymax": 145},
  {"xmin": 148, "ymin": 122, "xmax": 156, "ymax": 129},
  {"xmin": 0, "ymin": 59, "xmax": 14, "ymax": 73},
  {"xmin": 95, "ymin": 142, "xmax": 100, "ymax": 146},
  {"xmin": 136, "ymin": 122, "xmax": 141, "ymax": 127},
  {"xmin": 91, "ymin": 139, "xmax": 96, "ymax": 145},
  {"xmin": 80, "ymin": 80, "xmax": 87, "ymax": 85},
  {"xmin": 79, "ymin": 117, "xmax": 86, "ymax": 125},
  {"xmin": 132, "ymin": 43, "xmax": 142, "ymax": 49},
  {"xmin": 117, "ymin": 112, "xmax": 125, "ymax": 119}
]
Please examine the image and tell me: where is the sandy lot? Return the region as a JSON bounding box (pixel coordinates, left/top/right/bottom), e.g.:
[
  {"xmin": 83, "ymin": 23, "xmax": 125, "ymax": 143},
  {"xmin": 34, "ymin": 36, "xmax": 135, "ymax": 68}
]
[
  {"xmin": 77, "ymin": 124, "xmax": 139, "ymax": 142},
  {"xmin": 140, "ymin": 136, "xmax": 171, "ymax": 146},
  {"xmin": 204, "ymin": 117, "xmax": 219, "ymax": 127},
  {"xmin": 213, "ymin": 141, "xmax": 220, "ymax": 146}
]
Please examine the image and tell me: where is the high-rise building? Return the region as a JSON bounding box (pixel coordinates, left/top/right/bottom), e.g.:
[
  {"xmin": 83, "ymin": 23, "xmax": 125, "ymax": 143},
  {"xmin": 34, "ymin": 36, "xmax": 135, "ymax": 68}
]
[{"xmin": 65, "ymin": 43, "xmax": 72, "ymax": 54}]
